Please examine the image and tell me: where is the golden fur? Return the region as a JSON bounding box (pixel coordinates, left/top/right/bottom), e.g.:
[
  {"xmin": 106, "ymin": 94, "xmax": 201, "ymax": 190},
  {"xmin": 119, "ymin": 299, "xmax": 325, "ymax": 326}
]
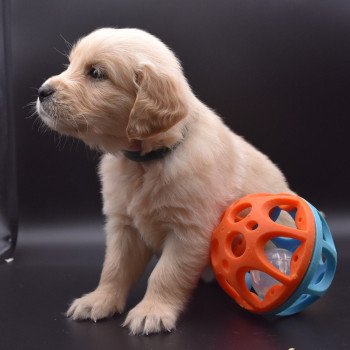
[{"xmin": 36, "ymin": 28, "xmax": 291, "ymax": 335}]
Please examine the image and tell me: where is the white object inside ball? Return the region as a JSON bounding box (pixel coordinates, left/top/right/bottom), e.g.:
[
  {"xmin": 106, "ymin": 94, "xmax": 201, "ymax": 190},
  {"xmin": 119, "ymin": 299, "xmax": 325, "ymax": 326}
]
[{"xmin": 250, "ymin": 248, "xmax": 292, "ymax": 299}]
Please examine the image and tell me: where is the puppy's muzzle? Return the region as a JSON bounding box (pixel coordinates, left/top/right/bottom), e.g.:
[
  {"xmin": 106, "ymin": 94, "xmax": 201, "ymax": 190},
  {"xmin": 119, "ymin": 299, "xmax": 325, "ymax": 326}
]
[{"xmin": 38, "ymin": 84, "xmax": 55, "ymax": 102}]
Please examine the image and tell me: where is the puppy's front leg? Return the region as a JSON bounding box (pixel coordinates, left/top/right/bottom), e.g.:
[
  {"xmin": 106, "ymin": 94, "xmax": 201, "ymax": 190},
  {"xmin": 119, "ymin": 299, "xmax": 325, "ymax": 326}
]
[
  {"xmin": 67, "ymin": 216, "xmax": 152, "ymax": 322},
  {"xmin": 123, "ymin": 232, "xmax": 209, "ymax": 335}
]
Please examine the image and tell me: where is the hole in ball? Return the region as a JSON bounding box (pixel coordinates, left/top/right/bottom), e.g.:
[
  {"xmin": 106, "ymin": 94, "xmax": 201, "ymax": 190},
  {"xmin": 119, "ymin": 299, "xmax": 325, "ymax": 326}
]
[
  {"xmin": 230, "ymin": 233, "xmax": 246, "ymax": 257},
  {"xmin": 246, "ymin": 221, "xmax": 258, "ymax": 230},
  {"xmin": 222, "ymin": 259, "xmax": 229, "ymax": 271}
]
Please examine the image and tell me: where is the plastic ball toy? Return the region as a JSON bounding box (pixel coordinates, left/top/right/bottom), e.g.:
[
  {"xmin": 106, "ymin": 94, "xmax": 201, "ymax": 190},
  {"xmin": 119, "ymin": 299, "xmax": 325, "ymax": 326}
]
[{"xmin": 210, "ymin": 193, "xmax": 337, "ymax": 316}]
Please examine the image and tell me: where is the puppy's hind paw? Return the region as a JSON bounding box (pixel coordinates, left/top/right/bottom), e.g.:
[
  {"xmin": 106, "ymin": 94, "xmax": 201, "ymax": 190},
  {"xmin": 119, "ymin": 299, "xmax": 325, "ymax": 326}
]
[{"xmin": 200, "ymin": 266, "xmax": 215, "ymax": 283}]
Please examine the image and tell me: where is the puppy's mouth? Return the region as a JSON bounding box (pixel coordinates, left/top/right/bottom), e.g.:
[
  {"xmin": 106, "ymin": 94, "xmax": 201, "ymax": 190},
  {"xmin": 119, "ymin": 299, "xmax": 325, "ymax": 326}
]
[
  {"xmin": 36, "ymin": 99, "xmax": 57, "ymax": 129},
  {"xmin": 36, "ymin": 99, "xmax": 87, "ymax": 135}
]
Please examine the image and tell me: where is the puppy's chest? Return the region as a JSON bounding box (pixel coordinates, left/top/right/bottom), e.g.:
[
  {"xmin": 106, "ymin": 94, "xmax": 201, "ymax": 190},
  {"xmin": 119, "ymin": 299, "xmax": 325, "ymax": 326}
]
[{"xmin": 125, "ymin": 180, "xmax": 173, "ymax": 250}]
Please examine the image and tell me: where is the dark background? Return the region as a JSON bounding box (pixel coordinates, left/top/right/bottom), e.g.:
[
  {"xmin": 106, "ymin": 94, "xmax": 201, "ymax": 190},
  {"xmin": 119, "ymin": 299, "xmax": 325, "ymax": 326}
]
[
  {"xmin": 11, "ymin": 0, "xmax": 350, "ymax": 221},
  {"xmin": 1, "ymin": 1, "xmax": 350, "ymax": 349}
]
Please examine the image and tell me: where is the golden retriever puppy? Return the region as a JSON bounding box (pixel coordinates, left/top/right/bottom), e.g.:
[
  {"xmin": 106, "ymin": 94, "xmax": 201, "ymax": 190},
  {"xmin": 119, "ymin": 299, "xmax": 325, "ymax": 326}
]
[{"xmin": 36, "ymin": 28, "xmax": 291, "ymax": 335}]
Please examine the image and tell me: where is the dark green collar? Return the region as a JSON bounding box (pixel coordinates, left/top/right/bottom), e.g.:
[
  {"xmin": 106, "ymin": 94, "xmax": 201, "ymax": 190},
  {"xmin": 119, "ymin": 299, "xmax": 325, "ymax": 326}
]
[{"xmin": 122, "ymin": 142, "xmax": 181, "ymax": 163}]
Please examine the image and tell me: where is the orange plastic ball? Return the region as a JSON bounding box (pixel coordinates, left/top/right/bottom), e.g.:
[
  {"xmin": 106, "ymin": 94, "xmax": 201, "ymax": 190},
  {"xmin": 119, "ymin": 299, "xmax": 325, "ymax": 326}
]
[{"xmin": 211, "ymin": 193, "xmax": 316, "ymax": 314}]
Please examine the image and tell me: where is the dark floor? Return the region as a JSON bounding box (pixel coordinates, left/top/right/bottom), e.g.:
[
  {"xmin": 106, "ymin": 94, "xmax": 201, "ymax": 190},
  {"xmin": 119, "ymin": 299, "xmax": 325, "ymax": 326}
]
[{"xmin": 1, "ymin": 213, "xmax": 349, "ymax": 350}]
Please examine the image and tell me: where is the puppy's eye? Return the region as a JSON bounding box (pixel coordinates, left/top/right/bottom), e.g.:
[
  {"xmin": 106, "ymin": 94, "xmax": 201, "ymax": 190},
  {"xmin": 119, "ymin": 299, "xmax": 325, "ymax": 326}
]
[{"xmin": 88, "ymin": 67, "xmax": 106, "ymax": 80}]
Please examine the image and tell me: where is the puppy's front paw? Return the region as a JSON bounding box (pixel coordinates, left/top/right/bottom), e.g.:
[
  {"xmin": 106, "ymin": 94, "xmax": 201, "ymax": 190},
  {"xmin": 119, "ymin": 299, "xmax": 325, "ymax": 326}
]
[
  {"xmin": 66, "ymin": 288, "xmax": 125, "ymax": 322},
  {"xmin": 123, "ymin": 300, "xmax": 177, "ymax": 335}
]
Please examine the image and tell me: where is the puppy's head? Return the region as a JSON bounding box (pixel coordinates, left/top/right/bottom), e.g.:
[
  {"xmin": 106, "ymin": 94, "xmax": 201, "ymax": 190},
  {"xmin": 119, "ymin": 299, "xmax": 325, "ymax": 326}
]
[{"xmin": 36, "ymin": 28, "xmax": 190, "ymax": 153}]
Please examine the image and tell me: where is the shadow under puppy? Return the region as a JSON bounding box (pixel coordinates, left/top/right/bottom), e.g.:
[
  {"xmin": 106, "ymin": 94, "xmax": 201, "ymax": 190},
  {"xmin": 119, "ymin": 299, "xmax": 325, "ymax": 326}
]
[{"xmin": 36, "ymin": 28, "xmax": 292, "ymax": 335}]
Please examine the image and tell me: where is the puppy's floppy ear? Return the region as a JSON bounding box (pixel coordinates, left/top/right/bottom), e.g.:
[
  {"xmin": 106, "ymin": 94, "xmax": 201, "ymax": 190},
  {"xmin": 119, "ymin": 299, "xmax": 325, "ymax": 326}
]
[{"xmin": 126, "ymin": 62, "xmax": 188, "ymax": 140}]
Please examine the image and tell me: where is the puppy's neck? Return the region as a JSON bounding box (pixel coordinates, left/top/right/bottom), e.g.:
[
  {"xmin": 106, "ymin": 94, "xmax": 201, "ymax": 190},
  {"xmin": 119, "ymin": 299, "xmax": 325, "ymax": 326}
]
[
  {"xmin": 125, "ymin": 117, "xmax": 189, "ymax": 154},
  {"xmin": 126, "ymin": 139, "xmax": 143, "ymax": 152},
  {"xmin": 120, "ymin": 119, "xmax": 189, "ymax": 170}
]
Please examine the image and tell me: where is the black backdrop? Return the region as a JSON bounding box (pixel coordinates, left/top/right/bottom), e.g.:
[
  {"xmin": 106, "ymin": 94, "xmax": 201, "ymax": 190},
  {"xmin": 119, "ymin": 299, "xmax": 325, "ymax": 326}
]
[{"xmin": 10, "ymin": 0, "xmax": 350, "ymax": 223}]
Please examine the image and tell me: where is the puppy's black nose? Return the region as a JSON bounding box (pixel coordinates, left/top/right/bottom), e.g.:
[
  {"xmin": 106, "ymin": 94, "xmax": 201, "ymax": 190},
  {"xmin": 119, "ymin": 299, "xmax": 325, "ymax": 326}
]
[{"xmin": 38, "ymin": 84, "xmax": 55, "ymax": 102}]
